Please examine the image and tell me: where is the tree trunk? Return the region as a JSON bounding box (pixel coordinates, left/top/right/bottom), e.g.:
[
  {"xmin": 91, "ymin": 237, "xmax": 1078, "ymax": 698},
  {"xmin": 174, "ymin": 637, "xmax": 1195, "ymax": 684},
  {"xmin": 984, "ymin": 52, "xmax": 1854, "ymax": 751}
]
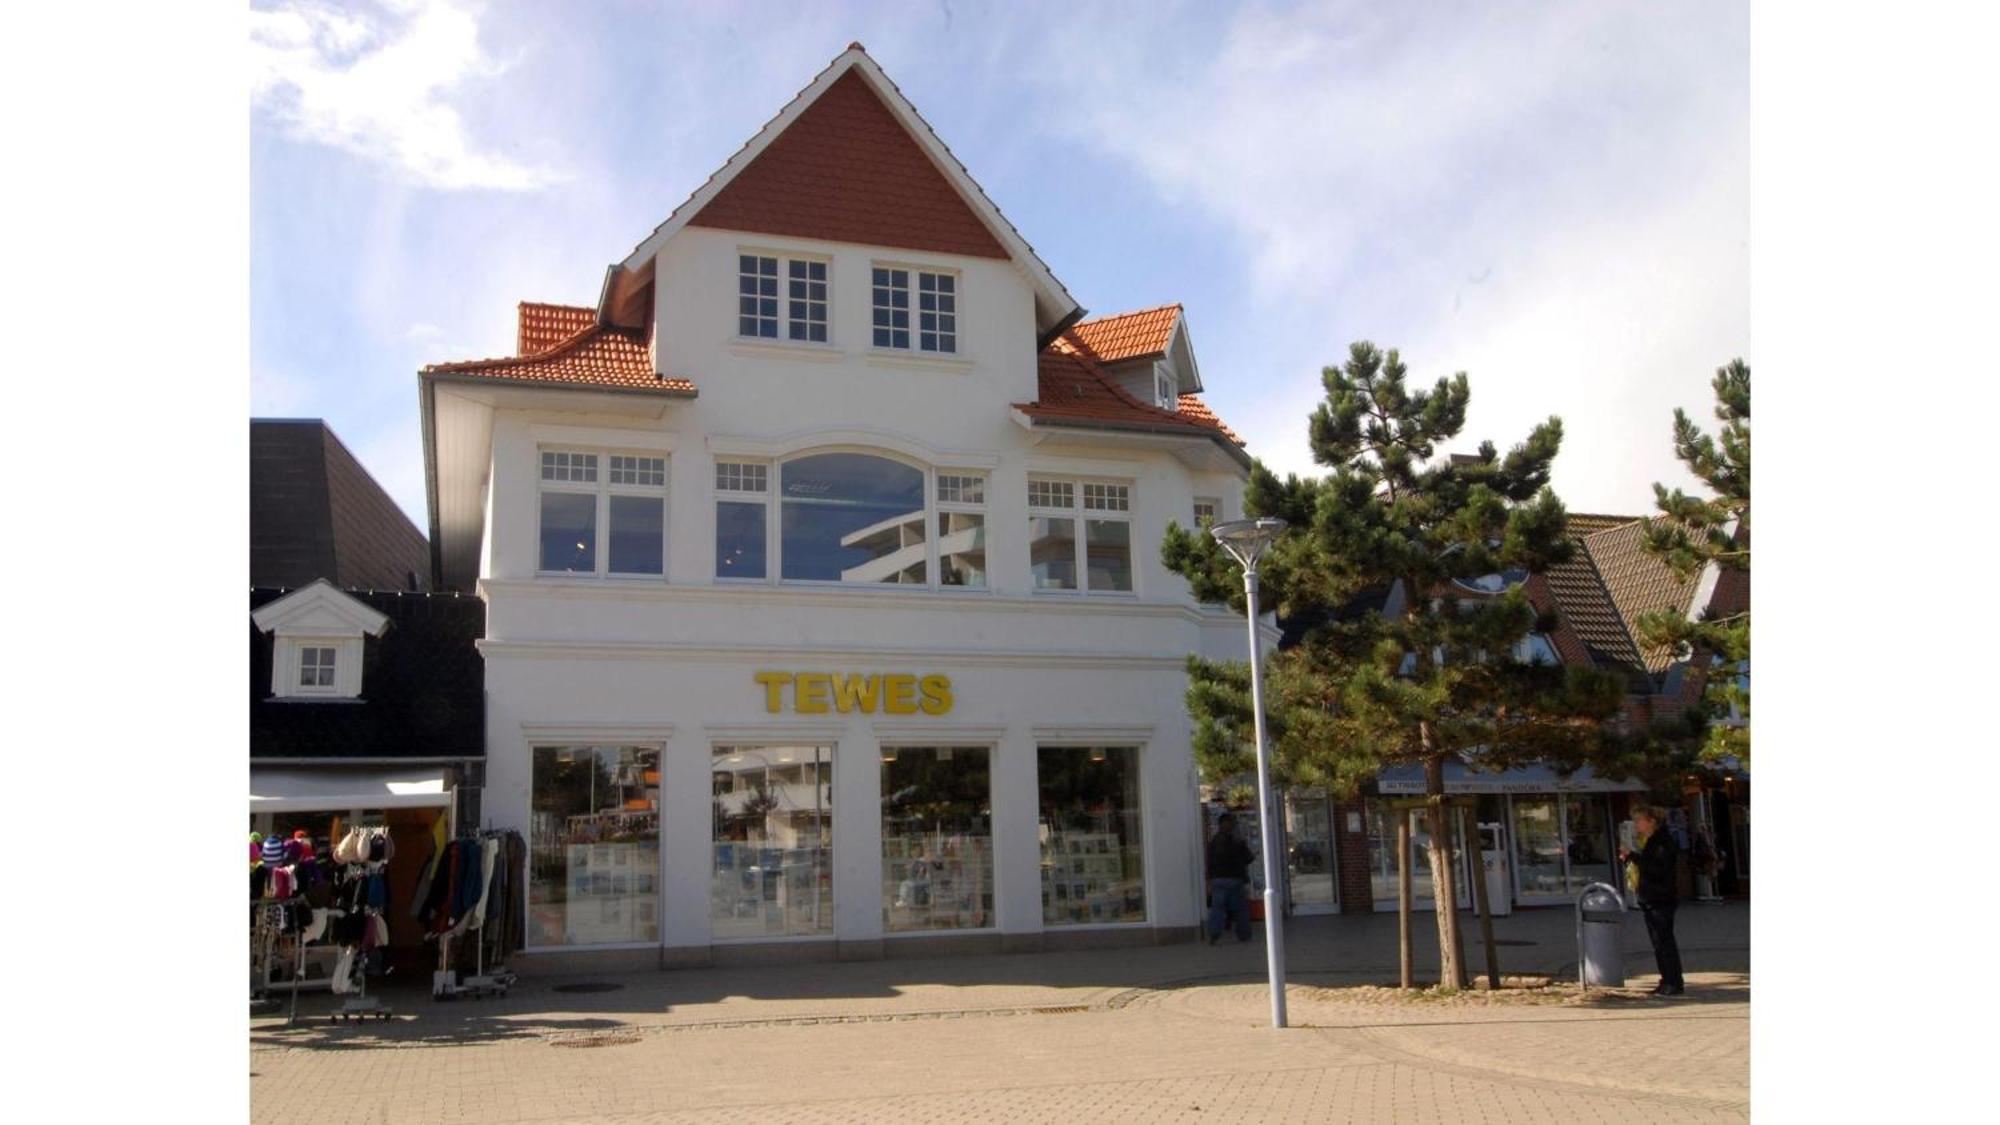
[
  {"xmin": 1463, "ymin": 805, "xmax": 1500, "ymax": 989},
  {"xmin": 1422, "ymin": 751, "xmax": 1467, "ymax": 989},
  {"xmin": 1397, "ymin": 813, "xmax": 1413, "ymax": 990}
]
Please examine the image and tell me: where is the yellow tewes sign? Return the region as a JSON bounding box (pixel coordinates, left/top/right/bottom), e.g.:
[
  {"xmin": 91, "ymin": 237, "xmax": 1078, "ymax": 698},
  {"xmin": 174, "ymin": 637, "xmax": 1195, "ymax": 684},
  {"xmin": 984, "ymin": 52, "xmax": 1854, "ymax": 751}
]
[{"xmin": 754, "ymin": 671, "xmax": 952, "ymax": 715}]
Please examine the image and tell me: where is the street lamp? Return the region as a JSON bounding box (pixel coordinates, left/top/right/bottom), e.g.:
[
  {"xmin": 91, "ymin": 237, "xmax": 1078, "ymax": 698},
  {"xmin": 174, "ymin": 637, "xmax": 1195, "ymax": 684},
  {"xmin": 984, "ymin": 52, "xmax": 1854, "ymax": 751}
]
[{"xmin": 1209, "ymin": 516, "xmax": 1290, "ymax": 1029}]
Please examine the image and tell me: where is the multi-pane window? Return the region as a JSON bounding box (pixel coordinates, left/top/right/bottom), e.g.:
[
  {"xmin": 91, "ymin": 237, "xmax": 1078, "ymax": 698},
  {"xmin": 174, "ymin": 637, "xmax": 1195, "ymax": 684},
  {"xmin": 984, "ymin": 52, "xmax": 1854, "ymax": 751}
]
[
  {"xmin": 936, "ymin": 471, "xmax": 986, "ymax": 588},
  {"xmin": 714, "ymin": 460, "xmax": 770, "ymax": 580},
  {"xmin": 875, "ymin": 267, "xmax": 959, "ymax": 353},
  {"xmin": 738, "ymin": 254, "xmax": 779, "ymax": 338},
  {"xmin": 1156, "ymin": 371, "xmax": 1178, "ymax": 409},
  {"xmin": 917, "ymin": 271, "xmax": 957, "ymax": 353},
  {"xmin": 298, "ymin": 646, "xmax": 336, "ymax": 688},
  {"xmin": 871, "ymin": 267, "xmax": 910, "ymax": 349},
  {"xmin": 539, "ymin": 448, "xmax": 666, "ymax": 577},
  {"xmin": 787, "ymin": 259, "xmax": 828, "ymax": 343},
  {"xmin": 1193, "ymin": 498, "xmax": 1218, "ymax": 525},
  {"xmin": 1030, "ymin": 478, "xmax": 1133, "ymax": 593},
  {"xmin": 741, "ymin": 254, "xmax": 829, "ymax": 342}
]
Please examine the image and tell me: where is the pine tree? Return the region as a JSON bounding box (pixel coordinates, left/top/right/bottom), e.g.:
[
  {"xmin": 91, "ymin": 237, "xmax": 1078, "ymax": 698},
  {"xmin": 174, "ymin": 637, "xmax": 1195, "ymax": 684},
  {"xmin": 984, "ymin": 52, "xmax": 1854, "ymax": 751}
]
[
  {"xmin": 1637, "ymin": 360, "xmax": 1750, "ymax": 766},
  {"xmin": 1164, "ymin": 342, "xmax": 1626, "ymax": 988}
]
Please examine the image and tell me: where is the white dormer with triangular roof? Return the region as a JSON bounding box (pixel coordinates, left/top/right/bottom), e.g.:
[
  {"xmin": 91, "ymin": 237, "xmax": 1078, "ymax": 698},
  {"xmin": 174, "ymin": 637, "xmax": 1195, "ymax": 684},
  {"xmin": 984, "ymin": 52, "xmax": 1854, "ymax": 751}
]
[{"xmin": 252, "ymin": 580, "xmax": 390, "ymax": 700}]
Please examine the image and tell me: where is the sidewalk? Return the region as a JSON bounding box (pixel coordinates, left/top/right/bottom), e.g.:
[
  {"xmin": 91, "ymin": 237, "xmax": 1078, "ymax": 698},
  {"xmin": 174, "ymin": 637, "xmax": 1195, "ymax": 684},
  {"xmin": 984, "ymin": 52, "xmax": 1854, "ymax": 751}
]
[{"xmin": 251, "ymin": 902, "xmax": 1749, "ymax": 1123}]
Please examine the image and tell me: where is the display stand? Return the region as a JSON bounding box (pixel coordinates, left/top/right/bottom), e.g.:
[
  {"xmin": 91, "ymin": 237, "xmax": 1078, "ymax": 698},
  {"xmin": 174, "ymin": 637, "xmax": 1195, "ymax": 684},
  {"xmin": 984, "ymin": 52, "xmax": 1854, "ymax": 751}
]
[{"xmin": 429, "ymin": 830, "xmax": 521, "ymax": 1001}]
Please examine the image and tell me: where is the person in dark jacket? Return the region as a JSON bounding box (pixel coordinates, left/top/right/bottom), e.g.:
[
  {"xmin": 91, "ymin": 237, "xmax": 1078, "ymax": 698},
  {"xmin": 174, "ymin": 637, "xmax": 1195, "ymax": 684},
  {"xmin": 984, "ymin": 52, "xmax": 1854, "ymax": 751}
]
[
  {"xmin": 1620, "ymin": 805, "xmax": 1686, "ymax": 995},
  {"xmin": 1205, "ymin": 813, "xmax": 1256, "ymax": 944}
]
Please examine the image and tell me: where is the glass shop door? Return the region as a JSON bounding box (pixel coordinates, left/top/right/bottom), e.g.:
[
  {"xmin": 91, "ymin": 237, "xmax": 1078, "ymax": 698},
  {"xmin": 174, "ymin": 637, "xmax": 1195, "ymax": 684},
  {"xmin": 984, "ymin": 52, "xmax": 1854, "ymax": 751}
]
[{"xmin": 1283, "ymin": 790, "xmax": 1339, "ymax": 914}]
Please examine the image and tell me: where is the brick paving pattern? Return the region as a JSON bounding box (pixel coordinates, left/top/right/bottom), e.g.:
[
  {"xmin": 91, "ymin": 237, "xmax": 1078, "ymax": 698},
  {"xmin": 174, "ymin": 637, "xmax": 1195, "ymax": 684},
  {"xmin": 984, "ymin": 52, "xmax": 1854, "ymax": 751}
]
[{"xmin": 252, "ymin": 903, "xmax": 1749, "ymax": 1123}]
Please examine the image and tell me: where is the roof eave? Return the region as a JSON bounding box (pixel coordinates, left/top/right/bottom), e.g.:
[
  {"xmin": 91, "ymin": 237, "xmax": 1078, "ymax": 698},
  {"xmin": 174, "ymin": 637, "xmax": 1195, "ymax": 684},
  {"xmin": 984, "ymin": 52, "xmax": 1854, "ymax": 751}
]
[{"xmin": 1020, "ymin": 413, "xmax": 1252, "ymax": 470}]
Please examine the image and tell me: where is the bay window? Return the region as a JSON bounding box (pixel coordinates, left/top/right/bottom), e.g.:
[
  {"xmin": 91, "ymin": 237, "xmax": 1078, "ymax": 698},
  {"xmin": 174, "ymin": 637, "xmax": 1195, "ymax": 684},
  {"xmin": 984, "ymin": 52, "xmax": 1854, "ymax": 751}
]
[
  {"xmin": 1029, "ymin": 477, "xmax": 1133, "ymax": 593},
  {"xmin": 539, "ymin": 449, "xmax": 667, "ymax": 577}
]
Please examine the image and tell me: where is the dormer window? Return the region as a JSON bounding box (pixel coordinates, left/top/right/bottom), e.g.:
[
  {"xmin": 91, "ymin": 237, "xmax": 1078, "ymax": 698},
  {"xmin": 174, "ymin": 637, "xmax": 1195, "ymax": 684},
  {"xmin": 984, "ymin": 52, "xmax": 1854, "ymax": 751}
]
[
  {"xmin": 252, "ymin": 580, "xmax": 390, "ymax": 701},
  {"xmin": 1156, "ymin": 370, "xmax": 1178, "ymax": 409},
  {"xmin": 298, "ymin": 646, "xmax": 337, "ymax": 689}
]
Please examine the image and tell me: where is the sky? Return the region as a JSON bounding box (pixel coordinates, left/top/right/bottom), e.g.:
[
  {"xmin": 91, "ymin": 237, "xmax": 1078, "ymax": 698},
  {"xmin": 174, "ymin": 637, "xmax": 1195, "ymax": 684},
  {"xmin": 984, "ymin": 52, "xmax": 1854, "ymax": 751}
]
[{"xmin": 249, "ymin": 0, "xmax": 1748, "ymax": 528}]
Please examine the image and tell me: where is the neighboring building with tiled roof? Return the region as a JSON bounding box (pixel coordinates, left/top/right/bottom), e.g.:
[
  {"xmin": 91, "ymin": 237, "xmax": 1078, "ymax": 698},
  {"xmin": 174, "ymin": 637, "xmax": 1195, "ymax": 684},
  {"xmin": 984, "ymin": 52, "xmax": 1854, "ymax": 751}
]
[{"xmin": 409, "ymin": 45, "xmax": 1265, "ymax": 963}]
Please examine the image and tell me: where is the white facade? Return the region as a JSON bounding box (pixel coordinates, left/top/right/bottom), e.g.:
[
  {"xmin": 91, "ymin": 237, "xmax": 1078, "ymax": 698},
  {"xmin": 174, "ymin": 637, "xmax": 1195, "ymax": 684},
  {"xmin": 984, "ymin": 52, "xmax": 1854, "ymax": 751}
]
[{"xmin": 424, "ymin": 47, "xmax": 1263, "ymax": 966}]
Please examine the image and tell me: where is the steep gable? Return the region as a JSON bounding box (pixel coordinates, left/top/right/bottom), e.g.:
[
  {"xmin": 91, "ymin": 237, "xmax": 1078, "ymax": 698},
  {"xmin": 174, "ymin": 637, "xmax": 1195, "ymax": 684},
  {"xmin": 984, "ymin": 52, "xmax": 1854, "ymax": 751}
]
[{"xmin": 688, "ymin": 69, "xmax": 1008, "ymax": 259}]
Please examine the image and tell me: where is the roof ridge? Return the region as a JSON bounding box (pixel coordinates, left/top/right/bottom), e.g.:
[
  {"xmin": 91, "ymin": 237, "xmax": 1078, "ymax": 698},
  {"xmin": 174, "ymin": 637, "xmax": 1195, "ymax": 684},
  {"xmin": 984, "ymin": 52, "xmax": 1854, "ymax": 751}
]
[
  {"xmin": 423, "ymin": 321, "xmax": 637, "ymax": 374},
  {"xmin": 1076, "ymin": 302, "xmax": 1183, "ymax": 325}
]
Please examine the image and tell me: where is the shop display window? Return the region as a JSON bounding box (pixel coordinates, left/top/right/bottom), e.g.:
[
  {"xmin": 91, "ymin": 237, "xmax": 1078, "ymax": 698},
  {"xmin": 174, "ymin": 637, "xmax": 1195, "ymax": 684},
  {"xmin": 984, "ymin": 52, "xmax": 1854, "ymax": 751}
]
[
  {"xmin": 528, "ymin": 745, "xmax": 660, "ymax": 947},
  {"xmin": 881, "ymin": 747, "xmax": 993, "ymax": 932},
  {"xmin": 1036, "ymin": 746, "xmax": 1145, "ymax": 925},
  {"xmin": 712, "ymin": 745, "xmax": 834, "ymax": 939}
]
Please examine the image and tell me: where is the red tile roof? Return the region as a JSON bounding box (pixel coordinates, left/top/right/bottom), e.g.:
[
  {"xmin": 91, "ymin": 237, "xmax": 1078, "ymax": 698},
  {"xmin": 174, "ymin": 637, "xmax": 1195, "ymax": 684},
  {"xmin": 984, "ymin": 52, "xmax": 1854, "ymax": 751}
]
[
  {"xmin": 688, "ymin": 69, "xmax": 1008, "ymax": 259},
  {"xmin": 1068, "ymin": 304, "xmax": 1182, "ymax": 363},
  {"xmin": 423, "ymin": 308, "xmax": 693, "ymax": 394},
  {"xmin": 517, "ymin": 302, "xmax": 597, "ymax": 356},
  {"xmin": 1018, "ymin": 334, "xmax": 1244, "ymax": 460}
]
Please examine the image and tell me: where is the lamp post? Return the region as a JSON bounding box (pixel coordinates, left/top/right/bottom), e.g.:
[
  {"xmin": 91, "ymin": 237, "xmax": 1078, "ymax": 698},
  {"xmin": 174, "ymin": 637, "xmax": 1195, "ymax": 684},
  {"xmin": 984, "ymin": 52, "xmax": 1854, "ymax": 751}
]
[{"xmin": 1209, "ymin": 516, "xmax": 1290, "ymax": 1029}]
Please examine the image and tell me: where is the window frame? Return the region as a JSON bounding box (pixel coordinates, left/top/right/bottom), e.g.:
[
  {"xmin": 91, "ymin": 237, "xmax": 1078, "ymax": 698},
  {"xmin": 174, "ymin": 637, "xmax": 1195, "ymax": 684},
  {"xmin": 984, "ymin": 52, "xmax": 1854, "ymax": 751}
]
[
  {"xmin": 1028, "ymin": 475, "xmax": 1137, "ymax": 596},
  {"xmin": 736, "ymin": 249, "xmax": 832, "ymax": 346},
  {"xmin": 872, "ymin": 261, "xmax": 962, "ymax": 355},
  {"xmin": 1192, "ymin": 497, "xmax": 1219, "ymax": 526},
  {"xmin": 1155, "ymin": 368, "xmax": 1178, "ymax": 410},
  {"xmin": 296, "ymin": 645, "xmax": 338, "ymax": 691},
  {"xmin": 713, "ymin": 457, "xmax": 773, "ymax": 583},
  {"xmin": 715, "ymin": 451, "xmax": 992, "ymax": 593},
  {"xmin": 536, "ymin": 446, "xmax": 669, "ymax": 580}
]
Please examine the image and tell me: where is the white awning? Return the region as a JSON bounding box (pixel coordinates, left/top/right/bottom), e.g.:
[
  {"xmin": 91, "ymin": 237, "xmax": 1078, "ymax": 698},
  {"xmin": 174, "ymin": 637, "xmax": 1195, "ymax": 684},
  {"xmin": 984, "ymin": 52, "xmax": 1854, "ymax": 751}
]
[{"xmin": 249, "ymin": 767, "xmax": 453, "ymax": 812}]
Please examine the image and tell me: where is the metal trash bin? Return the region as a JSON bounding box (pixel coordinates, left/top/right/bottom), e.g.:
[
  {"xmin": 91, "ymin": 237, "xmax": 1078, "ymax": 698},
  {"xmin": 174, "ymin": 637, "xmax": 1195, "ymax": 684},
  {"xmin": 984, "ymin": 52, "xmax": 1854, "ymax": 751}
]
[{"xmin": 1575, "ymin": 882, "xmax": 1627, "ymax": 988}]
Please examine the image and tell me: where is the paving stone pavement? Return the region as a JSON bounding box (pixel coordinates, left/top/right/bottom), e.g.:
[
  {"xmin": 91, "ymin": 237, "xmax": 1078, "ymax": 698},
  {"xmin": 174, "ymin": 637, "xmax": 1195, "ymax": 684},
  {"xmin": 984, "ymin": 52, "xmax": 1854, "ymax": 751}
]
[{"xmin": 251, "ymin": 904, "xmax": 1749, "ymax": 1123}]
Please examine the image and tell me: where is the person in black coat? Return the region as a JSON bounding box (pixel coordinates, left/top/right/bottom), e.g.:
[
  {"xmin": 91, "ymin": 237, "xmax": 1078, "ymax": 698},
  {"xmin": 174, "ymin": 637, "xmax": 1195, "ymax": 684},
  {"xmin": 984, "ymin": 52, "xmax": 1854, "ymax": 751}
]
[
  {"xmin": 1620, "ymin": 805, "xmax": 1686, "ymax": 995},
  {"xmin": 1205, "ymin": 813, "xmax": 1256, "ymax": 944}
]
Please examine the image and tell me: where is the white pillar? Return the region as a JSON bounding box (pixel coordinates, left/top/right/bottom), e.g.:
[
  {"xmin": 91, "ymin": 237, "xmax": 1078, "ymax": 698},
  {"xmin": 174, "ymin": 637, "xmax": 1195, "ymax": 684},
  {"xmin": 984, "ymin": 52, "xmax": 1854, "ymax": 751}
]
[
  {"xmin": 831, "ymin": 723, "xmax": 884, "ymax": 942},
  {"xmin": 992, "ymin": 725, "xmax": 1043, "ymax": 937},
  {"xmin": 660, "ymin": 733, "xmax": 713, "ymax": 950}
]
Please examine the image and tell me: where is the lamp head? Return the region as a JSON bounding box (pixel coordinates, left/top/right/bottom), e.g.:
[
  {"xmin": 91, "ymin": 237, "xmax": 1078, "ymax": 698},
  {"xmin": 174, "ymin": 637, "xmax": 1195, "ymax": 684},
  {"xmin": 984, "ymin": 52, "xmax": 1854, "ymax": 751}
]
[{"xmin": 1209, "ymin": 517, "xmax": 1288, "ymax": 569}]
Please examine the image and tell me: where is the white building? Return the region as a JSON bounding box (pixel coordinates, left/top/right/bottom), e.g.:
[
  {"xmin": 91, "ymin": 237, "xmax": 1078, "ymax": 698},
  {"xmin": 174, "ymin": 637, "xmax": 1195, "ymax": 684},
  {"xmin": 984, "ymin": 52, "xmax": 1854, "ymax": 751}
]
[{"xmin": 419, "ymin": 44, "xmax": 1262, "ymax": 969}]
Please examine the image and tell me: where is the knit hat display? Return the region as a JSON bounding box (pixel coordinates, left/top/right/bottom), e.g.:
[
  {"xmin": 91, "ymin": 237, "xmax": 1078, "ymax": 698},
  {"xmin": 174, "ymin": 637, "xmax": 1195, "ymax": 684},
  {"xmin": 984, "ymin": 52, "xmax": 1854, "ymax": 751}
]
[{"xmin": 261, "ymin": 836, "xmax": 288, "ymax": 864}]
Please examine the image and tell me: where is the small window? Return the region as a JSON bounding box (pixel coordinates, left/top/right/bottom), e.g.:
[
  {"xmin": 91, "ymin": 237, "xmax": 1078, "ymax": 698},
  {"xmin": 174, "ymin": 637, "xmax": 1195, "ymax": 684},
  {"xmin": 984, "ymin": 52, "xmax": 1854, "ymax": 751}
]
[
  {"xmin": 787, "ymin": 259, "xmax": 828, "ymax": 343},
  {"xmin": 715, "ymin": 461, "xmax": 769, "ymax": 494},
  {"xmin": 937, "ymin": 473, "xmax": 985, "ymax": 504},
  {"xmin": 541, "ymin": 450, "xmax": 598, "ymax": 483},
  {"xmin": 298, "ymin": 646, "xmax": 336, "ymax": 688},
  {"xmin": 1082, "ymin": 483, "xmax": 1129, "ymax": 512},
  {"xmin": 1156, "ymin": 372, "xmax": 1178, "ymax": 410},
  {"xmin": 738, "ymin": 255, "xmax": 779, "ymax": 338},
  {"xmin": 1193, "ymin": 499, "xmax": 1218, "ymax": 525},
  {"xmin": 1028, "ymin": 480, "xmax": 1074, "ymax": 510},
  {"xmin": 608, "ymin": 455, "xmax": 665, "ymax": 487},
  {"xmin": 917, "ymin": 271, "xmax": 957, "ymax": 353},
  {"xmin": 872, "ymin": 267, "xmax": 911, "ymax": 349}
]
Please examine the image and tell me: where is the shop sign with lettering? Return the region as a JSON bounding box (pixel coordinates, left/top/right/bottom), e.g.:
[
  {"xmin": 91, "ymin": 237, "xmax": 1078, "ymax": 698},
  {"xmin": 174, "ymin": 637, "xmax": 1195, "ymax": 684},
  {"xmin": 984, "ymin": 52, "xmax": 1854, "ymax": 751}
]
[{"xmin": 753, "ymin": 671, "xmax": 953, "ymax": 715}]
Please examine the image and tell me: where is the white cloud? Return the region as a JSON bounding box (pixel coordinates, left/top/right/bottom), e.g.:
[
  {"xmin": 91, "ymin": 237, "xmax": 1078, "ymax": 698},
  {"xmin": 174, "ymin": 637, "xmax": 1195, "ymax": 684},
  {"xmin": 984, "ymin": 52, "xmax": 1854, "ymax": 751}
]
[
  {"xmin": 250, "ymin": 0, "xmax": 564, "ymax": 191},
  {"xmin": 1029, "ymin": 1, "xmax": 1748, "ymax": 513}
]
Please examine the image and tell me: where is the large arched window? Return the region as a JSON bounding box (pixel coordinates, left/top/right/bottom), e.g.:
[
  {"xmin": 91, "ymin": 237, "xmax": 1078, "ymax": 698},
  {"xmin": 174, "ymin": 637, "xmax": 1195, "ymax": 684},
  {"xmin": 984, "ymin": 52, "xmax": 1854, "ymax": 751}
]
[{"xmin": 780, "ymin": 453, "xmax": 929, "ymax": 584}]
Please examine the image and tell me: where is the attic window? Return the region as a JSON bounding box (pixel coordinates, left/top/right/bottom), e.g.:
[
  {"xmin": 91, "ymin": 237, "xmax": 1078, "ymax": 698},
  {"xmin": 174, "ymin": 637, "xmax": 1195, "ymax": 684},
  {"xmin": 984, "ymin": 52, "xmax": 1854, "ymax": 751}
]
[
  {"xmin": 1156, "ymin": 371, "xmax": 1178, "ymax": 410},
  {"xmin": 298, "ymin": 646, "xmax": 337, "ymax": 689}
]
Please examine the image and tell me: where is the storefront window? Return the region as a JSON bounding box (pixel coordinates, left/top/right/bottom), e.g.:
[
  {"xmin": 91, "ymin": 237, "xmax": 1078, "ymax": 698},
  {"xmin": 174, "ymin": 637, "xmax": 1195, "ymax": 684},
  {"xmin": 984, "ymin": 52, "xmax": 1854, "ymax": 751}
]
[
  {"xmin": 780, "ymin": 453, "xmax": 927, "ymax": 584},
  {"xmin": 1037, "ymin": 746, "xmax": 1144, "ymax": 925},
  {"xmin": 1367, "ymin": 801, "xmax": 1471, "ymax": 908},
  {"xmin": 881, "ymin": 747, "xmax": 993, "ymax": 931},
  {"xmin": 528, "ymin": 746, "xmax": 660, "ymax": 947},
  {"xmin": 1563, "ymin": 795, "xmax": 1613, "ymax": 893},
  {"xmin": 712, "ymin": 745, "xmax": 833, "ymax": 939},
  {"xmin": 1512, "ymin": 796, "xmax": 1565, "ymax": 897}
]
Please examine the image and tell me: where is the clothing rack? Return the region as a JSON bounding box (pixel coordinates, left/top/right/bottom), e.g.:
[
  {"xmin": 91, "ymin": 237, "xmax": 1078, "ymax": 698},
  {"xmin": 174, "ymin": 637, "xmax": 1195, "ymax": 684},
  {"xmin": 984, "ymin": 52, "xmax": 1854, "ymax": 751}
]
[
  {"xmin": 330, "ymin": 824, "xmax": 395, "ymax": 1023},
  {"xmin": 424, "ymin": 828, "xmax": 524, "ymax": 1000}
]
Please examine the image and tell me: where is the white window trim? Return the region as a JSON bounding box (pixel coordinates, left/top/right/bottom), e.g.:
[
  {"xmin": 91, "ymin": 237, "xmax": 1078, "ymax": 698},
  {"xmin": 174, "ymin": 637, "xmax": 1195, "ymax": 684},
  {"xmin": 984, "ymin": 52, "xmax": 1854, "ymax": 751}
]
[
  {"xmin": 735, "ymin": 247, "xmax": 833, "ymax": 347},
  {"xmin": 1155, "ymin": 366, "xmax": 1179, "ymax": 410},
  {"xmin": 712, "ymin": 456, "xmax": 774, "ymax": 584},
  {"xmin": 537, "ymin": 446, "xmax": 669, "ymax": 581},
  {"xmin": 870, "ymin": 260, "xmax": 963, "ymax": 356},
  {"xmin": 715, "ymin": 451, "xmax": 1000, "ymax": 593},
  {"xmin": 1192, "ymin": 497, "xmax": 1219, "ymax": 526},
  {"xmin": 1028, "ymin": 475, "xmax": 1137, "ymax": 596},
  {"xmin": 273, "ymin": 635, "xmax": 366, "ymax": 699}
]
